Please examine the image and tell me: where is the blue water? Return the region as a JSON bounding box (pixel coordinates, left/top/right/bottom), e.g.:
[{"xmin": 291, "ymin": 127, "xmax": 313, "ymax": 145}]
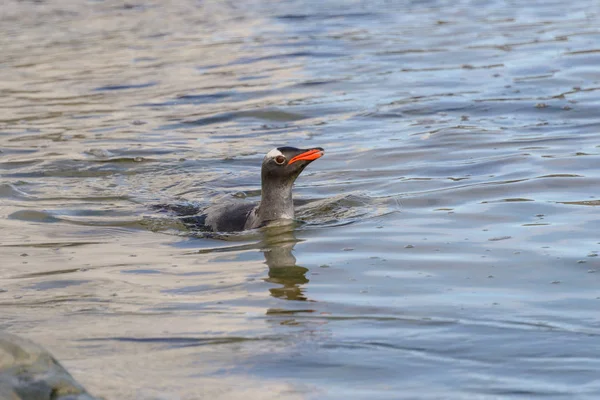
[{"xmin": 1, "ymin": 0, "xmax": 600, "ymax": 398}]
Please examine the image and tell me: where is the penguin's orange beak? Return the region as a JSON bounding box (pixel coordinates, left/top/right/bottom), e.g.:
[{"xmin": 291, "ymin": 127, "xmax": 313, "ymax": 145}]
[{"xmin": 288, "ymin": 148, "xmax": 325, "ymax": 165}]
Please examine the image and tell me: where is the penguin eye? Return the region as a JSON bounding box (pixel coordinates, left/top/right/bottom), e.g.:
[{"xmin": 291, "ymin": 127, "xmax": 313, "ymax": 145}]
[{"xmin": 274, "ymin": 155, "xmax": 286, "ymax": 165}]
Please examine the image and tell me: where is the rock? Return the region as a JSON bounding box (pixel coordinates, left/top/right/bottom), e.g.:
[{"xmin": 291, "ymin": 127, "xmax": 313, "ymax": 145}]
[{"xmin": 0, "ymin": 332, "xmax": 99, "ymax": 400}]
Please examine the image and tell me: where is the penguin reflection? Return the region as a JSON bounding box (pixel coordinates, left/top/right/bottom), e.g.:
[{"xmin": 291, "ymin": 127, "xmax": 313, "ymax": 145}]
[{"xmin": 260, "ymin": 223, "xmax": 309, "ymax": 301}]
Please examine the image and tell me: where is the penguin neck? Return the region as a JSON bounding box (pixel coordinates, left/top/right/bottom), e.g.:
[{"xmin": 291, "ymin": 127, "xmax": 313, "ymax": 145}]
[{"xmin": 257, "ymin": 179, "xmax": 295, "ymax": 223}]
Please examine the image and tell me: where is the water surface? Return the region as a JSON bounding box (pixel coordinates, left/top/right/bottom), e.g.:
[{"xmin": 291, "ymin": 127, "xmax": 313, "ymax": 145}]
[{"xmin": 1, "ymin": 1, "xmax": 600, "ymax": 399}]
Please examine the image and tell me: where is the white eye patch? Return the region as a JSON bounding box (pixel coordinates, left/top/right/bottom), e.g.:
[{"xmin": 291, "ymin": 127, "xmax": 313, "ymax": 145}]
[{"xmin": 265, "ymin": 148, "xmax": 283, "ymax": 159}]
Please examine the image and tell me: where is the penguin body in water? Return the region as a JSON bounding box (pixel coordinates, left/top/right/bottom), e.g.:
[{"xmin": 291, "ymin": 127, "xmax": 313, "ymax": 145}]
[{"xmin": 202, "ymin": 146, "xmax": 324, "ymax": 232}]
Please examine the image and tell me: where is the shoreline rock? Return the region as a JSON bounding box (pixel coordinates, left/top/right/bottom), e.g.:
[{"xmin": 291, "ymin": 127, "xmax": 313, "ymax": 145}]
[{"xmin": 0, "ymin": 332, "xmax": 99, "ymax": 400}]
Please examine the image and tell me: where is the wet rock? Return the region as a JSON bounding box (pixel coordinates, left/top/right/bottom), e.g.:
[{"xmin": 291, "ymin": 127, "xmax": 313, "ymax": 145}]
[{"xmin": 0, "ymin": 332, "xmax": 98, "ymax": 400}]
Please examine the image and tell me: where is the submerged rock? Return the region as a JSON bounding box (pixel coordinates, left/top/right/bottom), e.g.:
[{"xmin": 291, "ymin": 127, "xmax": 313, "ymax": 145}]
[{"xmin": 0, "ymin": 332, "xmax": 98, "ymax": 400}]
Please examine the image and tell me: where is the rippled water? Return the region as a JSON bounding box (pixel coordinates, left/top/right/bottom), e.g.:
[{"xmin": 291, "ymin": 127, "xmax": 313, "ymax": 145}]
[{"xmin": 2, "ymin": 0, "xmax": 600, "ymax": 399}]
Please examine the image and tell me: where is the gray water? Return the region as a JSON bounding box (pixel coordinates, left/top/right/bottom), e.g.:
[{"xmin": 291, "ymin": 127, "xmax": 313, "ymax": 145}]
[{"xmin": 1, "ymin": 0, "xmax": 600, "ymax": 399}]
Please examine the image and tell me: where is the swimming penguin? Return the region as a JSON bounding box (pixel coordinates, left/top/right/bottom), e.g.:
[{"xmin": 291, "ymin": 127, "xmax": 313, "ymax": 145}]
[{"xmin": 202, "ymin": 146, "xmax": 324, "ymax": 232}]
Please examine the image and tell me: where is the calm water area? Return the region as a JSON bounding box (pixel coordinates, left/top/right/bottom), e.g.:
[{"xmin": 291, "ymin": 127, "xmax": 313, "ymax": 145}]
[{"xmin": 1, "ymin": 0, "xmax": 600, "ymax": 399}]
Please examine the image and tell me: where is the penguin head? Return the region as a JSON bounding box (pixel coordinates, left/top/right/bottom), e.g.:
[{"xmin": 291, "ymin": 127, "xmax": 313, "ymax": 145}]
[{"xmin": 261, "ymin": 146, "xmax": 325, "ymax": 185}]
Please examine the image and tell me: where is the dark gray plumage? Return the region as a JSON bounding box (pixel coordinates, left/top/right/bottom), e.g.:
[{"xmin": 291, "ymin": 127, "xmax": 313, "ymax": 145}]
[{"xmin": 203, "ymin": 146, "xmax": 324, "ymax": 232}]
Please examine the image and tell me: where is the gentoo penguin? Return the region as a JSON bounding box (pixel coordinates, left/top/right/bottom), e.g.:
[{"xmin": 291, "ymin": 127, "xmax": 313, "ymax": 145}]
[{"xmin": 203, "ymin": 146, "xmax": 324, "ymax": 232}]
